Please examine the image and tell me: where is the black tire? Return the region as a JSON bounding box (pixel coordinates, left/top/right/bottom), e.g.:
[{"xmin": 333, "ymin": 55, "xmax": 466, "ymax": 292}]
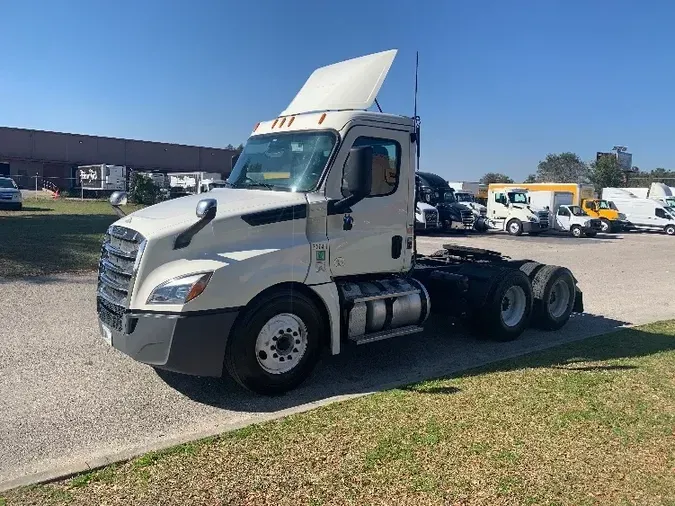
[
  {"xmin": 530, "ymin": 265, "xmax": 576, "ymax": 331},
  {"xmin": 472, "ymin": 268, "xmax": 533, "ymax": 342},
  {"xmin": 506, "ymin": 219, "xmax": 523, "ymax": 236},
  {"xmin": 224, "ymin": 288, "xmax": 323, "ymax": 395},
  {"xmin": 665, "ymin": 224, "xmax": 675, "ymax": 236},
  {"xmin": 474, "ymin": 217, "xmax": 489, "ymax": 233},
  {"xmin": 570, "ymin": 225, "xmax": 583, "ymax": 238},
  {"xmin": 599, "ymin": 218, "xmax": 611, "ymax": 233},
  {"xmin": 519, "ymin": 261, "xmax": 543, "ymax": 278}
]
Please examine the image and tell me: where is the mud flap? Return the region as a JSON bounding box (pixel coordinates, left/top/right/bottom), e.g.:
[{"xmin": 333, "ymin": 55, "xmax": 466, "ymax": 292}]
[{"xmin": 573, "ymin": 287, "xmax": 584, "ymax": 313}]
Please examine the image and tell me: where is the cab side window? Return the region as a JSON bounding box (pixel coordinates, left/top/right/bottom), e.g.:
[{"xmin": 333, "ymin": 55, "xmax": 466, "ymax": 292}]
[
  {"xmin": 558, "ymin": 207, "xmax": 570, "ymax": 217},
  {"xmin": 494, "ymin": 192, "xmax": 505, "ymax": 203},
  {"xmin": 655, "ymin": 208, "xmax": 668, "ymax": 219},
  {"xmin": 342, "ymin": 136, "xmax": 400, "ymax": 198}
]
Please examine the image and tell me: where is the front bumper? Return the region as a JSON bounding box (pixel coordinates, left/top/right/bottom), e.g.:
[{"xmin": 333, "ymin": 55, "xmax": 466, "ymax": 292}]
[
  {"xmin": 0, "ymin": 200, "xmax": 22, "ymax": 209},
  {"xmin": 99, "ymin": 306, "xmax": 239, "ymax": 377},
  {"xmin": 522, "ymin": 222, "xmax": 547, "ymax": 233}
]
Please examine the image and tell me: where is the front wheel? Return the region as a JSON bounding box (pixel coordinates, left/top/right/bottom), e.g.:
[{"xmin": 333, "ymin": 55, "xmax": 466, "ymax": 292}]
[
  {"xmin": 570, "ymin": 225, "xmax": 583, "ymax": 238},
  {"xmin": 224, "ymin": 288, "xmax": 323, "ymax": 395},
  {"xmin": 507, "ymin": 219, "xmax": 523, "ymax": 236},
  {"xmin": 665, "ymin": 224, "xmax": 675, "ymax": 236}
]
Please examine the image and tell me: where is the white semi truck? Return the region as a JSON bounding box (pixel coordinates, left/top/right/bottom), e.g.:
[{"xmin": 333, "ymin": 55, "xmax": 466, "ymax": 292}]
[
  {"xmin": 97, "ymin": 50, "xmax": 584, "ymax": 395},
  {"xmin": 618, "ymin": 183, "xmax": 675, "ymax": 209},
  {"xmin": 486, "ymin": 186, "xmax": 549, "ymax": 235}
]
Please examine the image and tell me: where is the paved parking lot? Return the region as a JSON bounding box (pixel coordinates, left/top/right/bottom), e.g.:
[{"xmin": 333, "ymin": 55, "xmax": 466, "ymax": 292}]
[{"xmin": 0, "ymin": 231, "xmax": 673, "ymax": 489}]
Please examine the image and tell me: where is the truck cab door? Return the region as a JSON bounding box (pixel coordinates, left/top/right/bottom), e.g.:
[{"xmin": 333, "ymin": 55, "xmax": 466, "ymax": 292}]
[
  {"xmin": 324, "ymin": 126, "xmax": 411, "ymax": 277},
  {"xmin": 556, "ymin": 207, "xmax": 571, "ymax": 230},
  {"xmin": 582, "ymin": 200, "xmax": 598, "ymax": 217},
  {"xmin": 491, "ymin": 192, "xmax": 508, "ymax": 219}
]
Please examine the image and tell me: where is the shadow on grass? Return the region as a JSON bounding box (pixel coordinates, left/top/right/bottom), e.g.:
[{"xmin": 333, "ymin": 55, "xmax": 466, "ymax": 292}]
[
  {"xmin": 155, "ymin": 313, "xmax": 673, "ymax": 413},
  {"xmin": 0, "ymin": 213, "xmax": 116, "ymax": 280}
]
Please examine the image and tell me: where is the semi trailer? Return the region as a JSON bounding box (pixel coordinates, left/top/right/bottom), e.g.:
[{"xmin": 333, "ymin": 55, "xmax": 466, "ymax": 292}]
[{"xmin": 96, "ymin": 49, "xmax": 585, "ymax": 395}]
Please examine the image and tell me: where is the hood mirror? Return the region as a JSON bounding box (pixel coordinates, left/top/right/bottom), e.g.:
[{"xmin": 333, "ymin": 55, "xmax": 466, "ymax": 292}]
[
  {"xmin": 109, "ymin": 191, "xmax": 128, "ymax": 217},
  {"xmin": 196, "ymin": 198, "xmax": 217, "ymax": 220}
]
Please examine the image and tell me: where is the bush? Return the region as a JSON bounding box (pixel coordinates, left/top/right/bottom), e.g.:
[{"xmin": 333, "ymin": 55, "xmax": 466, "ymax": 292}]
[{"xmin": 128, "ymin": 173, "xmax": 160, "ymax": 205}]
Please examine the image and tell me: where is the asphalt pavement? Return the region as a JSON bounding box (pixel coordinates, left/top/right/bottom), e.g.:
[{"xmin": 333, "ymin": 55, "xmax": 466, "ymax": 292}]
[{"xmin": 0, "ymin": 231, "xmax": 673, "ymax": 490}]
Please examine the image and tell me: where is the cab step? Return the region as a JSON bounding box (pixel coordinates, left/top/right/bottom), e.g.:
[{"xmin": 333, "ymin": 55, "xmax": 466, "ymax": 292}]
[{"xmin": 348, "ymin": 324, "xmax": 424, "ymax": 345}]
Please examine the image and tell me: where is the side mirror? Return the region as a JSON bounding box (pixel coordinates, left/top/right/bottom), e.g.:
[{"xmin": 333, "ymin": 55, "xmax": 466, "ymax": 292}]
[
  {"xmin": 109, "ymin": 191, "xmax": 128, "ymax": 217},
  {"xmin": 174, "ymin": 198, "xmax": 218, "ymax": 250},
  {"xmin": 196, "ymin": 198, "xmax": 217, "ymax": 220},
  {"xmin": 342, "ymin": 146, "xmax": 373, "ymax": 199}
]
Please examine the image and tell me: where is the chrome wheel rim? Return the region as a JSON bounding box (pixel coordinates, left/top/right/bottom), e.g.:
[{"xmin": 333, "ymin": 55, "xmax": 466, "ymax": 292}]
[
  {"xmin": 509, "ymin": 222, "xmax": 520, "ymax": 234},
  {"xmin": 501, "ymin": 286, "xmax": 526, "ymax": 328},
  {"xmin": 548, "ymin": 278, "xmax": 570, "ymax": 319},
  {"xmin": 255, "ymin": 313, "xmax": 308, "ymax": 375}
]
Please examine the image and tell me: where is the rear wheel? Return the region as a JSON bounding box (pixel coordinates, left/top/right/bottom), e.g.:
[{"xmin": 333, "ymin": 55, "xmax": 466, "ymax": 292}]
[
  {"xmin": 570, "ymin": 225, "xmax": 583, "ymax": 238},
  {"xmin": 224, "ymin": 288, "xmax": 322, "ymax": 395},
  {"xmin": 507, "ymin": 219, "xmax": 523, "ymax": 236},
  {"xmin": 665, "ymin": 224, "xmax": 675, "ymax": 236},
  {"xmin": 531, "ymin": 265, "xmax": 576, "ymax": 330},
  {"xmin": 600, "ymin": 218, "xmax": 611, "ymax": 233},
  {"xmin": 519, "ymin": 261, "xmax": 543, "ymax": 278},
  {"xmin": 472, "ymin": 269, "xmax": 533, "ymax": 342}
]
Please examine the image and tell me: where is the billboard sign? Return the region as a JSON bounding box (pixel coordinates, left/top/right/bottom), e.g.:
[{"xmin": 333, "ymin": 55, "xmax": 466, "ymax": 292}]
[{"xmin": 617, "ymin": 151, "xmax": 633, "ymax": 171}]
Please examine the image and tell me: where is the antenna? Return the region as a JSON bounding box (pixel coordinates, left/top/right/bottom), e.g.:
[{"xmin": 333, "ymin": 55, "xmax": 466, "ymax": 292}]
[{"xmin": 413, "ymin": 51, "xmax": 420, "ymax": 173}]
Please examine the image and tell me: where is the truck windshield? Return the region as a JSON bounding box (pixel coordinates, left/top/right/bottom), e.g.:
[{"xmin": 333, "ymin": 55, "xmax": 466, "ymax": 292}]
[
  {"xmin": 608, "ymin": 201, "xmax": 618, "ymax": 210},
  {"xmin": 665, "ymin": 198, "xmax": 675, "ymax": 208},
  {"xmin": 227, "ymin": 132, "xmax": 336, "ymax": 191},
  {"xmin": 455, "ymin": 193, "xmax": 473, "ymax": 203},
  {"xmin": 568, "ymin": 205, "xmax": 588, "ymax": 216},
  {"xmin": 0, "ymin": 179, "xmax": 17, "ymax": 189},
  {"xmin": 508, "ymin": 192, "xmax": 528, "ymax": 204},
  {"xmin": 597, "ymin": 200, "xmax": 611, "ymax": 209}
]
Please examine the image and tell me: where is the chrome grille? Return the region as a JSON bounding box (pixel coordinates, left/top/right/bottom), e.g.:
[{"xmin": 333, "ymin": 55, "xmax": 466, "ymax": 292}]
[
  {"xmin": 97, "ymin": 226, "xmax": 145, "ymax": 316},
  {"xmin": 423, "ymin": 210, "xmax": 438, "ymax": 228},
  {"xmin": 460, "ymin": 210, "xmax": 474, "ymax": 227},
  {"xmin": 537, "ymin": 211, "xmax": 549, "ymax": 229}
]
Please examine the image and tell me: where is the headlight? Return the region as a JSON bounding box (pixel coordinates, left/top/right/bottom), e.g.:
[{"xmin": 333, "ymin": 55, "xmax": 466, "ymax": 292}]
[
  {"xmin": 147, "ymin": 272, "xmax": 212, "ymax": 305},
  {"xmin": 618, "ymin": 213, "xmax": 626, "ymax": 220},
  {"xmin": 528, "ymin": 216, "xmax": 537, "ymax": 222}
]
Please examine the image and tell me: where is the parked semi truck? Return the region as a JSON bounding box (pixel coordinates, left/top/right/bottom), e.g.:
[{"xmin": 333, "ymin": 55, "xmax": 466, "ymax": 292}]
[
  {"xmin": 417, "ymin": 172, "xmax": 487, "ymax": 231},
  {"xmin": 97, "ymin": 50, "xmax": 584, "ymax": 395},
  {"xmin": 486, "ymin": 186, "xmax": 549, "ymax": 235},
  {"xmin": 490, "ymin": 183, "xmax": 626, "ymax": 233}
]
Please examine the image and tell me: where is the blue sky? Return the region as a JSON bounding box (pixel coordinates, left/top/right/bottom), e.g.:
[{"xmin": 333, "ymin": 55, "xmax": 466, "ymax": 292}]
[{"xmin": 1, "ymin": 0, "xmax": 673, "ymax": 180}]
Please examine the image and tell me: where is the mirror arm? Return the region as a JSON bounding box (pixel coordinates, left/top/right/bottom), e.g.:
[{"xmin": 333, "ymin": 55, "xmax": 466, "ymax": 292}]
[
  {"xmin": 111, "ymin": 205, "xmax": 126, "ymax": 218},
  {"xmin": 174, "ymin": 207, "xmax": 217, "ymax": 250},
  {"xmin": 327, "ymin": 194, "xmax": 363, "ymax": 216}
]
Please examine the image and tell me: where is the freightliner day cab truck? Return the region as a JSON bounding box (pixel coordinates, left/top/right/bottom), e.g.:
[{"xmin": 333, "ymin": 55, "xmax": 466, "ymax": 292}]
[
  {"xmin": 97, "ymin": 50, "xmax": 584, "ymax": 395},
  {"xmin": 486, "ymin": 186, "xmax": 550, "ymax": 235}
]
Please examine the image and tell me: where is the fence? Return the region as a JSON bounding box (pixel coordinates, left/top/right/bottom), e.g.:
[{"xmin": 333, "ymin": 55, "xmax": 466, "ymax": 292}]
[{"xmin": 10, "ymin": 174, "xmax": 127, "ymax": 199}]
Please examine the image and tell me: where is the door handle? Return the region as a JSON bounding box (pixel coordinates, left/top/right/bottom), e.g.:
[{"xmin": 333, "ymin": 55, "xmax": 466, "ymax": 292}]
[{"xmin": 391, "ymin": 235, "xmax": 403, "ymax": 259}]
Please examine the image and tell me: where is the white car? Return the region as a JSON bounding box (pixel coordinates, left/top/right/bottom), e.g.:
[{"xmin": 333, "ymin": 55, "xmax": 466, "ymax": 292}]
[{"xmin": 0, "ymin": 177, "xmax": 22, "ymax": 210}]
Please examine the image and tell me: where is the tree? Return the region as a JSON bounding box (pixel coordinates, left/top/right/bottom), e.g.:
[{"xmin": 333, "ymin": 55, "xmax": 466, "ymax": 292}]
[
  {"xmin": 535, "ymin": 152, "xmax": 589, "ymax": 183},
  {"xmin": 225, "ymin": 144, "xmax": 235, "ymax": 150},
  {"xmin": 128, "ymin": 173, "xmax": 160, "ymax": 205},
  {"xmin": 589, "ymin": 155, "xmax": 623, "ymax": 193},
  {"xmin": 480, "ymin": 172, "xmax": 513, "ymax": 184},
  {"xmin": 523, "ymin": 174, "xmax": 537, "ymax": 183},
  {"xmin": 236, "ymin": 143, "xmax": 244, "ymax": 152}
]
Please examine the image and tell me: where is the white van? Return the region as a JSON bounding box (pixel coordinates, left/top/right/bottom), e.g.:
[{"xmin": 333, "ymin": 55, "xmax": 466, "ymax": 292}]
[{"xmin": 605, "ymin": 196, "xmax": 675, "ymax": 235}]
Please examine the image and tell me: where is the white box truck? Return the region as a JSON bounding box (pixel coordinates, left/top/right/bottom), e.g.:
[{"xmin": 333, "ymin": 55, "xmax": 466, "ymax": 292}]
[
  {"xmin": 622, "ymin": 183, "xmax": 675, "ymax": 209},
  {"xmin": 98, "ymin": 50, "xmax": 584, "ymax": 395},
  {"xmin": 602, "ymin": 188, "xmax": 675, "ymax": 235},
  {"xmin": 528, "ymin": 191, "xmax": 601, "ymax": 237}
]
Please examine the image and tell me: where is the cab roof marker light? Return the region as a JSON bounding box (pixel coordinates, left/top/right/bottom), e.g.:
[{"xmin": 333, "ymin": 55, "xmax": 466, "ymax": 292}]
[
  {"xmin": 271, "ymin": 118, "xmax": 279, "ymax": 128},
  {"xmin": 318, "ymin": 113, "xmax": 327, "ymax": 124},
  {"xmin": 287, "ymin": 116, "xmax": 295, "ymax": 126},
  {"xmin": 253, "ymin": 122, "xmax": 260, "ymax": 132},
  {"xmin": 279, "ymin": 117, "xmax": 286, "ymax": 128}
]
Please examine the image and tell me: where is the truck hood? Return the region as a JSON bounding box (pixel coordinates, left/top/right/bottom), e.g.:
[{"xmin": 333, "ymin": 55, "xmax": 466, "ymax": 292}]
[{"xmin": 117, "ymin": 188, "xmax": 308, "ymax": 237}]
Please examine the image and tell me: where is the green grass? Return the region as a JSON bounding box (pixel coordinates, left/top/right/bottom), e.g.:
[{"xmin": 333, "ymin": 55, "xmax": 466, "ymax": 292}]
[
  {"xmin": 3, "ymin": 320, "xmax": 674, "ymax": 506},
  {"xmin": 0, "ymin": 199, "xmax": 142, "ymax": 277}
]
